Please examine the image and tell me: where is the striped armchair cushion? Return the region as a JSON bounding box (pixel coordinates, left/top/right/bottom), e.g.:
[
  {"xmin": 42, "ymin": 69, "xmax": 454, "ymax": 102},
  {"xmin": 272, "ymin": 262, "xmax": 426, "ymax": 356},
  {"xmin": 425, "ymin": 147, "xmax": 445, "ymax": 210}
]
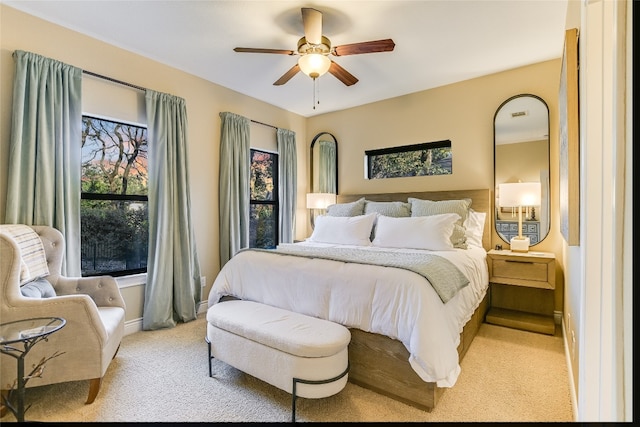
[{"xmin": 0, "ymin": 224, "xmax": 50, "ymax": 285}]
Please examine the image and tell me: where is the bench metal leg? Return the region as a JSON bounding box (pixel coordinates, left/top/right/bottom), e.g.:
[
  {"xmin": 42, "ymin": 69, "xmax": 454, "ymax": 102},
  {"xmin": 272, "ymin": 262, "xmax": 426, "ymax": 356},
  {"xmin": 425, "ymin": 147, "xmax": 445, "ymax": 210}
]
[
  {"xmin": 291, "ymin": 362, "xmax": 349, "ymax": 423},
  {"xmin": 205, "ymin": 336, "xmax": 213, "ymax": 377},
  {"xmin": 206, "ymin": 333, "xmax": 348, "ymax": 423}
]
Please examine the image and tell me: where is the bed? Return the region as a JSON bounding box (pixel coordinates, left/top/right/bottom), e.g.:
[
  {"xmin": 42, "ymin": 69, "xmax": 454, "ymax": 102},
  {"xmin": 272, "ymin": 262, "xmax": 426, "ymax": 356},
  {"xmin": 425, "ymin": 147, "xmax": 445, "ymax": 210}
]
[{"xmin": 207, "ymin": 189, "xmax": 492, "ymax": 411}]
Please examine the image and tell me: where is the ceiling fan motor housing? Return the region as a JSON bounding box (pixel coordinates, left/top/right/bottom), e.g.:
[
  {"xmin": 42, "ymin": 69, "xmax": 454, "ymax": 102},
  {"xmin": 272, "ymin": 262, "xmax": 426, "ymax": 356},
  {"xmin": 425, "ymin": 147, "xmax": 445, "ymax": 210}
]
[{"xmin": 297, "ymin": 36, "xmax": 332, "ymax": 55}]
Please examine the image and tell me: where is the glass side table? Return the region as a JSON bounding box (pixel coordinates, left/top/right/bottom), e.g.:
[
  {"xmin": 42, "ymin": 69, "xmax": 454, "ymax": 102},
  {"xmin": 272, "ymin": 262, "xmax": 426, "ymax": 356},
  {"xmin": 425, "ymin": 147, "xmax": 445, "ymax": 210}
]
[{"xmin": 0, "ymin": 317, "xmax": 66, "ymax": 422}]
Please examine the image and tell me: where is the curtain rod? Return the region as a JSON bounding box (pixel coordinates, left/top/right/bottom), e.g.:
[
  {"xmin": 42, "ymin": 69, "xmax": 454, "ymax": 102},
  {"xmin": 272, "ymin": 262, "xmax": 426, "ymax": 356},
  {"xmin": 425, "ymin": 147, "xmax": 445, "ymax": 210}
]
[
  {"xmin": 83, "ymin": 70, "xmax": 146, "ymax": 92},
  {"xmin": 250, "ymin": 119, "xmax": 277, "ymax": 130},
  {"xmin": 83, "ymin": 71, "xmax": 277, "ymax": 130}
]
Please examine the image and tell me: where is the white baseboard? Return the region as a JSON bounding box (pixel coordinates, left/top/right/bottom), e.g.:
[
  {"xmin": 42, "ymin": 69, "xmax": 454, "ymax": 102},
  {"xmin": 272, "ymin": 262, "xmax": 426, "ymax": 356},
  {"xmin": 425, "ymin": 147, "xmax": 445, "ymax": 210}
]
[
  {"xmin": 124, "ymin": 318, "xmax": 143, "ymax": 336},
  {"xmin": 197, "ymin": 300, "xmax": 208, "ymax": 315},
  {"xmin": 561, "ymin": 317, "xmax": 579, "ymax": 421},
  {"xmin": 554, "ymin": 310, "xmax": 562, "ymax": 325},
  {"xmin": 124, "ymin": 301, "xmax": 208, "ymax": 336}
]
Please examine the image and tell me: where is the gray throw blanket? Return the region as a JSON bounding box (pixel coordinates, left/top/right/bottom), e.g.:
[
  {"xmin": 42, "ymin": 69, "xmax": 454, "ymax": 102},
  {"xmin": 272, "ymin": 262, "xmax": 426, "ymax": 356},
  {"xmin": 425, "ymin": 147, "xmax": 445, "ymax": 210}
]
[{"xmin": 241, "ymin": 245, "xmax": 469, "ymax": 303}]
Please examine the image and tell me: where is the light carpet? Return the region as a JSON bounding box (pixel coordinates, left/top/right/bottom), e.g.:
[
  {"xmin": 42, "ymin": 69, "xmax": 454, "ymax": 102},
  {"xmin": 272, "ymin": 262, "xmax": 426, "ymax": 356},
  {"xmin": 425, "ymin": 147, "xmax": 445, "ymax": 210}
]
[{"xmin": 1, "ymin": 314, "xmax": 574, "ymax": 423}]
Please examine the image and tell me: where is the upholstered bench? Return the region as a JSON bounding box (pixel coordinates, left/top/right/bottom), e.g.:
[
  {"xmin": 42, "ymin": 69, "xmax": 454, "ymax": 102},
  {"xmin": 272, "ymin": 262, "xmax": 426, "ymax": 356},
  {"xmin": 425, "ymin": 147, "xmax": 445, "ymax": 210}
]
[{"xmin": 205, "ymin": 300, "xmax": 350, "ymax": 422}]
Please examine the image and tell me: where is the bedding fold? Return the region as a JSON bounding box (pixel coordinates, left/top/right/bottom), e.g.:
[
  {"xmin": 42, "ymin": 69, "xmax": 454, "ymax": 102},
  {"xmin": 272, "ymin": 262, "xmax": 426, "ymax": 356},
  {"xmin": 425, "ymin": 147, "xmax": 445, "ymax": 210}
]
[{"xmin": 243, "ymin": 244, "xmax": 469, "ymax": 303}]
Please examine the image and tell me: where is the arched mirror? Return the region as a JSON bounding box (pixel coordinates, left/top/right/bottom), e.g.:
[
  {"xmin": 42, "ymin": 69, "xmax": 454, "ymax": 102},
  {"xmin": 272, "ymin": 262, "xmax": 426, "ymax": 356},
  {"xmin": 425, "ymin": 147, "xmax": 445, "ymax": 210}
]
[
  {"xmin": 494, "ymin": 94, "xmax": 550, "ymax": 245},
  {"xmin": 310, "ymin": 132, "xmax": 338, "ymax": 194}
]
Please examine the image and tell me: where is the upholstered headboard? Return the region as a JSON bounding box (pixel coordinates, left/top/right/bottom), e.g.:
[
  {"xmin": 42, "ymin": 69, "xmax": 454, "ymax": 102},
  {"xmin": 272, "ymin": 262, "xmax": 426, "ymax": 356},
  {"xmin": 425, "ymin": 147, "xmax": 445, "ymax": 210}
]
[{"xmin": 337, "ymin": 188, "xmax": 492, "ymax": 251}]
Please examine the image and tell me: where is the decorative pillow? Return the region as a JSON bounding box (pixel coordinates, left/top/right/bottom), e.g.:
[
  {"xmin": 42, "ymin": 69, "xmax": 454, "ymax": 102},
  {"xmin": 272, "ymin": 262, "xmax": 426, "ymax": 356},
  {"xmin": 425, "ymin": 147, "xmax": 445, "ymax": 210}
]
[
  {"xmin": 364, "ymin": 200, "xmax": 412, "ymax": 240},
  {"xmin": 326, "ymin": 198, "xmax": 366, "ymax": 217},
  {"xmin": 19, "ymin": 277, "xmax": 56, "ymax": 298},
  {"xmin": 463, "ymin": 209, "xmax": 486, "ymax": 248},
  {"xmin": 408, "ymin": 198, "xmax": 472, "ymax": 249},
  {"xmin": 372, "ymin": 214, "xmax": 459, "ymax": 251},
  {"xmin": 364, "ymin": 200, "xmax": 411, "ymax": 217},
  {"xmin": 307, "ymin": 213, "xmax": 376, "ymax": 246},
  {"xmin": 0, "ymin": 224, "xmax": 50, "ymax": 285}
]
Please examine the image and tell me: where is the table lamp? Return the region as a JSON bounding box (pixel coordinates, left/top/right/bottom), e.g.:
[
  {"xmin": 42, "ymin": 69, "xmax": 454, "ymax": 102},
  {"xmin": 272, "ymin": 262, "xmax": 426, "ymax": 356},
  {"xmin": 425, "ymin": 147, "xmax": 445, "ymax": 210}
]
[
  {"xmin": 306, "ymin": 192, "xmax": 337, "ymax": 228},
  {"xmin": 498, "ymin": 182, "xmax": 541, "ymax": 252}
]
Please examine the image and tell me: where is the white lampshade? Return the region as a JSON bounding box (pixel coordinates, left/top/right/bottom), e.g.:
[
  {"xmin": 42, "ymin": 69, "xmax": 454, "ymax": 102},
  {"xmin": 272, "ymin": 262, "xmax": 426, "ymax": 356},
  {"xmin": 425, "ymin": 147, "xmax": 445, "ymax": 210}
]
[
  {"xmin": 306, "ymin": 192, "xmax": 336, "ymax": 209},
  {"xmin": 298, "ymin": 53, "xmax": 331, "ymax": 79},
  {"xmin": 498, "ymin": 182, "xmax": 541, "ymax": 207}
]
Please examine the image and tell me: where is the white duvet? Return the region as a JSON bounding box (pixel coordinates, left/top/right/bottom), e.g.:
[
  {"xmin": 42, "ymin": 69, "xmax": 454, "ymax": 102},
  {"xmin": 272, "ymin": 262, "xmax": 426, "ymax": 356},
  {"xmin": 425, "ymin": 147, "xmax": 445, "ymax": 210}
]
[{"xmin": 207, "ymin": 242, "xmax": 489, "ymax": 387}]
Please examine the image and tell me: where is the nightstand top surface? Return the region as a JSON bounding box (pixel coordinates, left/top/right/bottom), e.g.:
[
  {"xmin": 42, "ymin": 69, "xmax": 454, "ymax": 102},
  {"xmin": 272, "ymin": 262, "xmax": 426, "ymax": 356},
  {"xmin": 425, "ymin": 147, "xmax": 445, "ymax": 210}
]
[{"xmin": 488, "ymin": 249, "xmax": 555, "ymax": 259}]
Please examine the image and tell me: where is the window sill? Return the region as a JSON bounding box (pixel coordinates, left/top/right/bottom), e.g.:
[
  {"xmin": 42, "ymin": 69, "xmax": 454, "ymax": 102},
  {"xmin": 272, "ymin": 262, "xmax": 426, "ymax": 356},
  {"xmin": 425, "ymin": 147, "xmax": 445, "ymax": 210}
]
[{"xmin": 116, "ymin": 273, "xmax": 147, "ymax": 289}]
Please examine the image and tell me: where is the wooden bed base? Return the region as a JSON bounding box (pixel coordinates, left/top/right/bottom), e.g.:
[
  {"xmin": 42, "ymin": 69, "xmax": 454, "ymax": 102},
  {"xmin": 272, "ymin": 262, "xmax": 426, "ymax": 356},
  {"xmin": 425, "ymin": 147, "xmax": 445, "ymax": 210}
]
[
  {"xmin": 347, "ymin": 291, "xmax": 489, "ymax": 411},
  {"xmin": 337, "ymin": 189, "xmax": 492, "ymax": 411}
]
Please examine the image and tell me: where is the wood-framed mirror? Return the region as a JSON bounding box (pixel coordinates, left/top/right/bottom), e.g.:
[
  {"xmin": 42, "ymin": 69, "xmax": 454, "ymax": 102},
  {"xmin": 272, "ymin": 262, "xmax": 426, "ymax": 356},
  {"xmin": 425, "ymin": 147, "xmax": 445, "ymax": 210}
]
[
  {"xmin": 310, "ymin": 132, "xmax": 338, "ymax": 194},
  {"xmin": 494, "ymin": 94, "xmax": 550, "ymax": 246}
]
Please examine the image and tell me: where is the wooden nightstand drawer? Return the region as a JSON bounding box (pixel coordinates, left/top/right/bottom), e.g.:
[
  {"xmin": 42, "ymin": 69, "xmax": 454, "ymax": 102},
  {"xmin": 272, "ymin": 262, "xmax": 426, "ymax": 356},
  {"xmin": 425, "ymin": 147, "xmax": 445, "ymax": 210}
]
[
  {"xmin": 488, "ymin": 250, "xmax": 555, "ymax": 290},
  {"xmin": 492, "ymin": 259, "xmax": 549, "ymax": 282}
]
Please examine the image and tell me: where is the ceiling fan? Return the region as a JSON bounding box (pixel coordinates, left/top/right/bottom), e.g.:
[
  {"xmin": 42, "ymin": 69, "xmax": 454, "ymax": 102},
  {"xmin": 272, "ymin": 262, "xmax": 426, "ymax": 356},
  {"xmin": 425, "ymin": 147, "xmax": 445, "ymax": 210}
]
[{"xmin": 234, "ymin": 7, "xmax": 395, "ymax": 86}]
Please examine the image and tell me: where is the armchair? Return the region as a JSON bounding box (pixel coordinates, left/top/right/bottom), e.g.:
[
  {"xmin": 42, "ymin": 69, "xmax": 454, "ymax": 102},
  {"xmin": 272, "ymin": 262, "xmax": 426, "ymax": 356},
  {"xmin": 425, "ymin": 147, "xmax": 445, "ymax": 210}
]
[{"xmin": 0, "ymin": 225, "xmax": 126, "ymax": 405}]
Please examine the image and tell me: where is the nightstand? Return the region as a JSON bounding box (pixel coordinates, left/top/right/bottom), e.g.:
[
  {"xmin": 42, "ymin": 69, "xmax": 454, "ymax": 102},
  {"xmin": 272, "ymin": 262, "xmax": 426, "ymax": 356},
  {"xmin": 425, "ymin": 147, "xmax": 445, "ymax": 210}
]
[{"xmin": 485, "ymin": 249, "xmax": 556, "ymax": 335}]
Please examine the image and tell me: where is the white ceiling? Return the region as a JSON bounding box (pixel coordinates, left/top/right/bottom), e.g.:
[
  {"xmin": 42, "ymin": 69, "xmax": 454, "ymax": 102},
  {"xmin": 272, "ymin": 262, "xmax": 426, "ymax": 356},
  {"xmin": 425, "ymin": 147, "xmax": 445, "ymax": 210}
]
[
  {"xmin": 5, "ymin": 0, "xmax": 568, "ymax": 118},
  {"xmin": 495, "ymin": 95, "xmax": 549, "ymax": 145}
]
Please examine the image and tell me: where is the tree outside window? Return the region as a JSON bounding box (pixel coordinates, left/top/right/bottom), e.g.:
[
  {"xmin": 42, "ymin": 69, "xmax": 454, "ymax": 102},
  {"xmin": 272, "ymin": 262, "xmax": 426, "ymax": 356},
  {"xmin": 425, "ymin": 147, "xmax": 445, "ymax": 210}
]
[
  {"xmin": 250, "ymin": 149, "xmax": 278, "ymax": 249},
  {"xmin": 366, "ymin": 140, "xmax": 453, "ymax": 179},
  {"xmin": 81, "ymin": 115, "xmax": 148, "ymax": 276}
]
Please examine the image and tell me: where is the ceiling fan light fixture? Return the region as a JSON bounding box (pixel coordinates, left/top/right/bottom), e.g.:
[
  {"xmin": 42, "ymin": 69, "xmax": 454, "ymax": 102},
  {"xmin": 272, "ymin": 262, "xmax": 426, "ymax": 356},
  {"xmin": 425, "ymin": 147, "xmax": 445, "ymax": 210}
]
[
  {"xmin": 235, "ymin": 9, "xmax": 395, "ymax": 89},
  {"xmin": 298, "ymin": 53, "xmax": 331, "ymax": 79}
]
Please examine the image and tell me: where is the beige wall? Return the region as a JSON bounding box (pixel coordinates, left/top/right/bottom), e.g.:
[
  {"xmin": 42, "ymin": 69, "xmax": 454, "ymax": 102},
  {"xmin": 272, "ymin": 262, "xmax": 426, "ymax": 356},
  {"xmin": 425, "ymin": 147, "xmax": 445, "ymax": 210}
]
[
  {"xmin": 495, "ymin": 139, "xmax": 548, "ymax": 185},
  {"xmin": 1, "ymin": 4, "xmax": 564, "ymax": 322},
  {"xmin": 495, "ymin": 139, "xmax": 548, "ymax": 221}
]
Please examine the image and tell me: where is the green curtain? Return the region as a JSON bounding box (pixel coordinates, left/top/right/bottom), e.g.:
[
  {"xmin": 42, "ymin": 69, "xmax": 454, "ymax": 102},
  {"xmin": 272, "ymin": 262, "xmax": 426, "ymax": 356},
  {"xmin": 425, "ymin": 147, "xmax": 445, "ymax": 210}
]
[
  {"xmin": 218, "ymin": 112, "xmax": 250, "ymax": 267},
  {"xmin": 5, "ymin": 50, "xmax": 82, "ymax": 276},
  {"xmin": 318, "ymin": 139, "xmax": 336, "ymax": 193},
  {"xmin": 143, "ymin": 90, "xmax": 201, "ymax": 330},
  {"xmin": 277, "ymin": 128, "xmax": 297, "ymax": 243}
]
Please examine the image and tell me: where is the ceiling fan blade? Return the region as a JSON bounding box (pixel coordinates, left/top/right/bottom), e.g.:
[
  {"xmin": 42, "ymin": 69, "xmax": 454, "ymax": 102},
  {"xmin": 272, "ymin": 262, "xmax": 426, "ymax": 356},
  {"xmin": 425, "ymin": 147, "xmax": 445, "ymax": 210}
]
[
  {"xmin": 273, "ymin": 64, "xmax": 300, "ymax": 86},
  {"xmin": 328, "ymin": 61, "xmax": 358, "ymax": 86},
  {"xmin": 234, "ymin": 47, "xmax": 295, "ymax": 55},
  {"xmin": 302, "ymin": 7, "xmax": 322, "ymax": 45},
  {"xmin": 333, "ymin": 39, "xmax": 395, "ymax": 56}
]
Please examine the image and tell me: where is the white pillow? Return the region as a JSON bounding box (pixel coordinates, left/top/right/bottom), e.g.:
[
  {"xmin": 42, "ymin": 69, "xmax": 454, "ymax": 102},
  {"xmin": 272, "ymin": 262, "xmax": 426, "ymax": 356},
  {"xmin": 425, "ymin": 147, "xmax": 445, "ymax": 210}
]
[
  {"xmin": 308, "ymin": 213, "xmax": 376, "ymax": 246},
  {"xmin": 408, "ymin": 198, "xmax": 471, "ymax": 249},
  {"xmin": 372, "ymin": 213, "xmax": 460, "ymax": 251},
  {"xmin": 463, "ymin": 209, "xmax": 486, "ymax": 248}
]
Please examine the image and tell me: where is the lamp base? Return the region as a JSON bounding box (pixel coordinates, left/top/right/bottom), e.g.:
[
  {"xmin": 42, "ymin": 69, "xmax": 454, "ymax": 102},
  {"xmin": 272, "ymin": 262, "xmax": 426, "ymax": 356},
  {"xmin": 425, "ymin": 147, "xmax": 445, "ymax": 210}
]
[{"xmin": 510, "ymin": 236, "xmax": 530, "ymax": 253}]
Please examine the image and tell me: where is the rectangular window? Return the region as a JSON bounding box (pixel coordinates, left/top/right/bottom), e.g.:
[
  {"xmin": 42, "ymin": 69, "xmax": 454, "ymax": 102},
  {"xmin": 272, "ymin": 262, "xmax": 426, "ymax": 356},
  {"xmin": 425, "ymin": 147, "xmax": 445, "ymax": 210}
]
[
  {"xmin": 81, "ymin": 115, "xmax": 149, "ymax": 277},
  {"xmin": 365, "ymin": 139, "xmax": 452, "ymax": 179},
  {"xmin": 250, "ymin": 149, "xmax": 278, "ymax": 249}
]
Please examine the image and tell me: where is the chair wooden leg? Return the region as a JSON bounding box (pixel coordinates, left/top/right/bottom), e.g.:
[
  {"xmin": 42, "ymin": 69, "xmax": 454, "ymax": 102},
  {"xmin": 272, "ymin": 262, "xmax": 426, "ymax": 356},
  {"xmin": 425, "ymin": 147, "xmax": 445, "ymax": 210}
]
[
  {"xmin": 86, "ymin": 378, "xmax": 102, "ymax": 404},
  {"xmin": 85, "ymin": 345, "xmax": 118, "ymax": 404}
]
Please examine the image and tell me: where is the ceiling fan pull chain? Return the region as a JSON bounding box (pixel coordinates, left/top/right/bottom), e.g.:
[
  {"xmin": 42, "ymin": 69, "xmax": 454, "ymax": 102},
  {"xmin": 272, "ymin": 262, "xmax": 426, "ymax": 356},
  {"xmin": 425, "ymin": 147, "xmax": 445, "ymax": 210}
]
[{"xmin": 312, "ymin": 77, "xmax": 318, "ymax": 110}]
